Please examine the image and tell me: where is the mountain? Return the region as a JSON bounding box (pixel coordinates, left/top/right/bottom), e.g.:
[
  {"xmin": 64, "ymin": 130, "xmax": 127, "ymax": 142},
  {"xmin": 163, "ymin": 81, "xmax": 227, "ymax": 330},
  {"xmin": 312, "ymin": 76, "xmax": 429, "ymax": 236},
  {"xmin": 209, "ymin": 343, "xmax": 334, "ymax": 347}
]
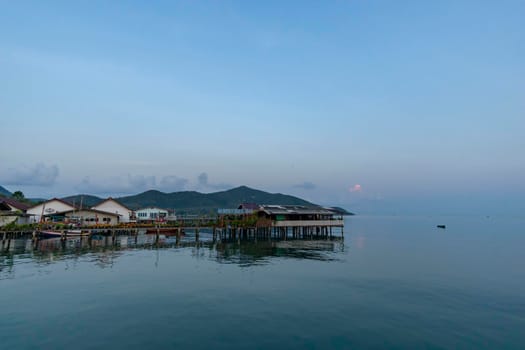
[
  {"xmin": 0, "ymin": 185, "xmax": 12, "ymax": 197},
  {"xmin": 61, "ymin": 194, "xmax": 104, "ymax": 208},
  {"xmin": 117, "ymin": 186, "xmax": 318, "ymax": 214},
  {"xmin": 60, "ymin": 186, "xmax": 354, "ymax": 215}
]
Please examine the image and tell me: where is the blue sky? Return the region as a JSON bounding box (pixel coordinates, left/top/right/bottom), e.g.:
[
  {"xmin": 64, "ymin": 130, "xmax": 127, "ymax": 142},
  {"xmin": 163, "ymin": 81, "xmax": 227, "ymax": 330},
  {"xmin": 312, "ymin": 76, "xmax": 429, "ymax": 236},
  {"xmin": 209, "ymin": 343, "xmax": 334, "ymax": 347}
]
[{"xmin": 1, "ymin": 1, "xmax": 524, "ymax": 215}]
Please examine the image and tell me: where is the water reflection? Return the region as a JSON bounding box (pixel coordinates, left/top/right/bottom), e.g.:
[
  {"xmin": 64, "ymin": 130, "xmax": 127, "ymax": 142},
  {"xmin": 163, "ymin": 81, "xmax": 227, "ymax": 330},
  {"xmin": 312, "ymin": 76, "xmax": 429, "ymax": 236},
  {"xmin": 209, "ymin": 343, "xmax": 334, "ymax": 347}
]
[
  {"xmin": 214, "ymin": 240, "xmax": 344, "ymax": 267},
  {"xmin": 0, "ymin": 235, "xmax": 345, "ymax": 279}
]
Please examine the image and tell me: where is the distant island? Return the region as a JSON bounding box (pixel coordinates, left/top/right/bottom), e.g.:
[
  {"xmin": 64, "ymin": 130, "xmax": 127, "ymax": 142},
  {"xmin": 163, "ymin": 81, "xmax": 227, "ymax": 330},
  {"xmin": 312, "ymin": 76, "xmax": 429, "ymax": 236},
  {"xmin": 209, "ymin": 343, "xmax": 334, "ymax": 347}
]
[
  {"xmin": 1, "ymin": 185, "xmax": 353, "ymax": 215},
  {"xmin": 63, "ymin": 185, "xmax": 354, "ymax": 215}
]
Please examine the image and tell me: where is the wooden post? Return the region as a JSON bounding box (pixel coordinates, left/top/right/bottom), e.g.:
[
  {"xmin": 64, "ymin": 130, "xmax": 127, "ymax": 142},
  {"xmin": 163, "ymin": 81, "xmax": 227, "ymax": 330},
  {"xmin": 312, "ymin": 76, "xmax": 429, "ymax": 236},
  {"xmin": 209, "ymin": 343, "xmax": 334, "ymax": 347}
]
[{"xmin": 195, "ymin": 227, "xmax": 199, "ymax": 242}]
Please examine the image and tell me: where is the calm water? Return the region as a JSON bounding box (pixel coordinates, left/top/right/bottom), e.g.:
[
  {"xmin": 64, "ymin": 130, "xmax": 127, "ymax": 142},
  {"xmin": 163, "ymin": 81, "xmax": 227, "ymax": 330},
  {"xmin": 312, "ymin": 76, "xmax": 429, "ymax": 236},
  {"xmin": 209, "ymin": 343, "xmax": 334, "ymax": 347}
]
[{"xmin": 1, "ymin": 216, "xmax": 525, "ymax": 349}]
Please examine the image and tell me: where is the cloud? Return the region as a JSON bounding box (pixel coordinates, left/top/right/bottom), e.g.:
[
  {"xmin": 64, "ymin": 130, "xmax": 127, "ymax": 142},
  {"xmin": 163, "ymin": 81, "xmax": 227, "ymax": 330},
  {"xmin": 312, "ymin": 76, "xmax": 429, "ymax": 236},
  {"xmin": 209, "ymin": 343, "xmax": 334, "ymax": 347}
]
[
  {"xmin": 1, "ymin": 163, "xmax": 59, "ymax": 186},
  {"xmin": 349, "ymin": 184, "xmax": 362, "ymax": 193},
  {"xmin": 159, "ymin": 176, "xmax": 189, "ymax": 192},
  {"xmin": 293, "ymin": 182, "xmax": 316, "ymax": 190},
  {"xmin": 198, "ymin": 172, "xmax": 209, "ymax": 187},
  {"xmin": 75, "ymin": 174, "xmax": 190, "ymax": 195},
  {"xmin": 76, "ymin": 175, "xmax": 156, "ymax": 195},
  {"xmin": 196, "ymin": 172, "xmax": 232, "ymax": 191}
]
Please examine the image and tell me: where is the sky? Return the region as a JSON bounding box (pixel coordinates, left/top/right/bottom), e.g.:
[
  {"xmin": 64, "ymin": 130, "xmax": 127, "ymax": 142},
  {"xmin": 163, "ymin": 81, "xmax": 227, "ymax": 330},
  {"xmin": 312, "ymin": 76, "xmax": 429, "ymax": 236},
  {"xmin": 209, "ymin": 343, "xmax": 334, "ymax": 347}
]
[{"xmin": 1, "ymin": 1, "xmax": 524, "ymax": 215}]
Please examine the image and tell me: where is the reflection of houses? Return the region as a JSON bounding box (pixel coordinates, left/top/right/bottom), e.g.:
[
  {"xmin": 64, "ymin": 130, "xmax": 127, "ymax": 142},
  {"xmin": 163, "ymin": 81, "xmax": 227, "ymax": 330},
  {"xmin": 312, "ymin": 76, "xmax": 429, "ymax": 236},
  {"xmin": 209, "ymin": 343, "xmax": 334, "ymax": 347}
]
[
  {"xmin": 136, "ymin": 207, "xmax": 171, "ymax": 222},
  {"xmin": 26, "ymin": 198, "xmax": 76, "ymax": 223},
  {"xmin": 91, "ymin": 198, "xmax": 135, "ymax": 223},
  {"xmin": 44, "ymin": 208, "xmax": 120, "ymax": 226},
  {"xmin": 0, "ymin": 198, "xmax": 30, "ymax": 226}
]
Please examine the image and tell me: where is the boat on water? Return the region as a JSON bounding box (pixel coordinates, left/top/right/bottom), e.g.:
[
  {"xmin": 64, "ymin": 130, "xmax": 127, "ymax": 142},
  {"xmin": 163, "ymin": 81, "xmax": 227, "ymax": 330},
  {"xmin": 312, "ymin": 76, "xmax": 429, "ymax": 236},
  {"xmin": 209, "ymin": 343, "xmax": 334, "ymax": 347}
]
[{"xmin": 38, "ymin": 230, "xmax": 90, "ymax": 239}]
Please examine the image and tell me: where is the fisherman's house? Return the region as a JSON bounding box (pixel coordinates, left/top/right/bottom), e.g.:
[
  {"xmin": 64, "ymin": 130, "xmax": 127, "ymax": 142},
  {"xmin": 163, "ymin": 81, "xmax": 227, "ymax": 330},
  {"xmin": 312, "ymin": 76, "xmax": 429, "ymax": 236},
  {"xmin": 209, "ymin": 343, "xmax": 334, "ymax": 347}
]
[
  {"xmin": 136, "ymin": 207, "xmax": 176, "ymax": 223},
  {"xmin": 0, "ymin": 198, "xmax": 31, "ymax": 227},
  {"xmin": 26, "ymin": 198, "xmax": 76, "ymax": 223},
  {"xmin": 91, "ymin": 197, "xmax": 136, "ymax": 223}
]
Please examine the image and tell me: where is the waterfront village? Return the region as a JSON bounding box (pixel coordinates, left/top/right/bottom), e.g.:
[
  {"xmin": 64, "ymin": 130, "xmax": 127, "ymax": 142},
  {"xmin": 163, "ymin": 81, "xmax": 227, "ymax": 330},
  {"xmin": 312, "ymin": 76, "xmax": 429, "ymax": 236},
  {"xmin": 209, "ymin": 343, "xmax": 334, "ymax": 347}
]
[{"xmin": 0, "ymin": 196, "xmax": 346, "ymax": 241}]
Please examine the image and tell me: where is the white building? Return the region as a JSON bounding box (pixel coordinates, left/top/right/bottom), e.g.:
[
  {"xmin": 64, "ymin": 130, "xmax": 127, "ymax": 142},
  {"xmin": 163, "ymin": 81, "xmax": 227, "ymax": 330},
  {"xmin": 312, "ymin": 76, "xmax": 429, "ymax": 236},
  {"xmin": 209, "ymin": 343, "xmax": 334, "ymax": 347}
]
[
  {"xmin": 0, "ymin": 198, "xmax": 31, "ymax": 226},
  {"xmin": 44, "ymin": 209, "xmax": 121, "ymax": 226},
  {"xmin": 136, "ymin": 207, "xmax": 169, "ymax": 222},
  {"xmin": 66, "ymin": 209, "xmax": 120, "ymax": 226},
  {"xmin": 26, "ymin": 198, "xmax": 76, "ymax": 223},
  {"xmin": 91, "ymin": 198, "xmax": 135, "ymax": 223}
]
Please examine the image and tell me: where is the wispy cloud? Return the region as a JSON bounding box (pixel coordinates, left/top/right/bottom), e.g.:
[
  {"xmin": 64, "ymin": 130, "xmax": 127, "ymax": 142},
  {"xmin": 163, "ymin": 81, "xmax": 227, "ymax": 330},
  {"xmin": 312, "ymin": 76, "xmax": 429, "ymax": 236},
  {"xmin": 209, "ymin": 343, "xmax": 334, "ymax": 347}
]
[
  {"xmin": 196, "ymin": 172, "xmax": 232, "ymax": 191},
  {"xmin": 160, "ymin": 176, "xmax": 189, "ymax": 192},
  {"xmin": 293, "ymin": 181, "xmax": 316, "ymax": 190},
  {"xmin": 1, "ymin": 163, "xmax": 59, "ymax": 186},
  {"xmin": 76, "ymin": 175, "xmax": 155, "ymax": 195},
  {"xmin": 75, "ymin": 174, "xmax": 189, "ymax": 195}
]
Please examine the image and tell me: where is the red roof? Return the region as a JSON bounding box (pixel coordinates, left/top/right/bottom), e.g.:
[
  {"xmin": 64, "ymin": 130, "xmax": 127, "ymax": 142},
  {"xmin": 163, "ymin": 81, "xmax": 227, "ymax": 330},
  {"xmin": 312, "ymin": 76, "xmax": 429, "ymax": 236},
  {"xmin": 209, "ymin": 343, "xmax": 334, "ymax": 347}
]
[
  {"xmin": 27, "ymin": 198, "xmax": 78, "ymax": 210},
  {"xmin": 0, "ymin": 197, "xmax": 30, "ymax": 211}
]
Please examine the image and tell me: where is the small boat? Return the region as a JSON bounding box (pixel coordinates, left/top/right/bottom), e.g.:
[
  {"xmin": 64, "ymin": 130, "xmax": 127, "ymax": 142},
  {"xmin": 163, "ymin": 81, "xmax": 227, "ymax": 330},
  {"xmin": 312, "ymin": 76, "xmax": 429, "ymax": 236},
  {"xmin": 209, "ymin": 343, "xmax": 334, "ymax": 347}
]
[
  {"xmin": 436, "ymin": 225, "xmax": 446, "ymax": 229},
  {"xmin": 38, "ymin": 230, "xmax": 90, "ymax": 239}
]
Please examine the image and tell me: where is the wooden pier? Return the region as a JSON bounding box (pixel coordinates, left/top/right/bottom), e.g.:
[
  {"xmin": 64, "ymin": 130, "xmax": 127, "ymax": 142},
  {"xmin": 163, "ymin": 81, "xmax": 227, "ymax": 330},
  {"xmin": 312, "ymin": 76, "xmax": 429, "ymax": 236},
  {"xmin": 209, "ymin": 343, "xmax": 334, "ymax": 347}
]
[{"xmin": 1, "ymin": 204, "xmax": 347, "ymax": 250}]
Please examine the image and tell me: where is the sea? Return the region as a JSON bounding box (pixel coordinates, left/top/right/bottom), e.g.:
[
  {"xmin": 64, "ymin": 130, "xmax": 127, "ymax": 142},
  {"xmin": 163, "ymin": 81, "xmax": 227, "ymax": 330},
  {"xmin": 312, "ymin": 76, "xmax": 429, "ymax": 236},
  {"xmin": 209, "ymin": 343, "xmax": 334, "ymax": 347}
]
[{"xmin": 1, "ymin": 215, "xmax": 524, "ymax": 349}]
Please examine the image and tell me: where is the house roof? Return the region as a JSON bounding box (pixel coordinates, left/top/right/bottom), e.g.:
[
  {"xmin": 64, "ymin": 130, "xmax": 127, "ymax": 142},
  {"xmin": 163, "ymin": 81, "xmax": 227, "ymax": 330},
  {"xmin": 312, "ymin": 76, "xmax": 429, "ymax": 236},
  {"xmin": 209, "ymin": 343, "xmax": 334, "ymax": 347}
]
[
  {"xmin": 238, "ymin": 202, "xmax": 260, "ymax": 210},
  {"xmin": 0, "ymin": 202, "xmax": 11, "ymax": 211},
  {"xmin": 136, "ymin": 207, "xmax": 168, "ymax": 211},
  {"xmin": 27, "ymin": 198, "xmax": 78, "ymax": 210},
  {"xmin": 0, "ymin": 197, "xmax": 30, "ymax": 211},
  {"xmin": 259, "ymin": 205, "xmax": 336, "ymax": 216},
  {"xmin": 92, "ymin": 197, "xmax": 133, "ymax": 211}
]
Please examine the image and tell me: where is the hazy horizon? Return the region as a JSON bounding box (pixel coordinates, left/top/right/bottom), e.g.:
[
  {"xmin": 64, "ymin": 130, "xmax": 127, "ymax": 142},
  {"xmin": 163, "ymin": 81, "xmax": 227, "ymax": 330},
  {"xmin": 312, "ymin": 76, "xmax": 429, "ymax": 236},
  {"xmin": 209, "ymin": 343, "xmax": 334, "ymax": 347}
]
[{"xmin": 1, "ymin": 1, "xmax": 523, "ymax": 216}]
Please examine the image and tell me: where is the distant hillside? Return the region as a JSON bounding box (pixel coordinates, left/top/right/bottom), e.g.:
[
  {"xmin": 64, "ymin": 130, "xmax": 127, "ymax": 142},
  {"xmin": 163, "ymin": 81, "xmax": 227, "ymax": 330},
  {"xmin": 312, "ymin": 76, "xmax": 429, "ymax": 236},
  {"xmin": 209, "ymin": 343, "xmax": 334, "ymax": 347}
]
[
  {"xmin": 62, "ymin": 194, "xmax": 103, "ymax": 208},
  {"xmin": 117, "ymin": 186, "xmax": 317, "ymax": 214},
  {"xmin": 60, "ymin": 186, "xmax": 354, "ymax": 215},
  {"xmin": 0, "ymin": 185, "xmax": 12, "ymax": 197}
]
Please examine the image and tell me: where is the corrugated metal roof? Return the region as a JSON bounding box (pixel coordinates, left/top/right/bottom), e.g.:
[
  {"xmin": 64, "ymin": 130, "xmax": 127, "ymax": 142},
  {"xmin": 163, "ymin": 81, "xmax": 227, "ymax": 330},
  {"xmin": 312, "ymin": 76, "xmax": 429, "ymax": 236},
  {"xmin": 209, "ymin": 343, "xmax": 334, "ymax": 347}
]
[{"xmin": 259, "ymin": 205, "xmax": 335, "ymax": 216}]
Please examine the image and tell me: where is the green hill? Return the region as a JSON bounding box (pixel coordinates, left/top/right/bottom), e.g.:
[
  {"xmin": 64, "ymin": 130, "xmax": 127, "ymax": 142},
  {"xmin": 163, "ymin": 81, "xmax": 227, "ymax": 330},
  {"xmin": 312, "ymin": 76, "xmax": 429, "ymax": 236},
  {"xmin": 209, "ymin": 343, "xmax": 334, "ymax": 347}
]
[
  {"xmin": 118, "ymin": 186, "xmax": 316, "ymax": 214},
  {"xmin": 0, "ymin": 185, "xmax": 12, "ymax": 197},
  {"xmin": 60, "ymin": 186, "xmax": 354, "ymax": 215},
  {"xmin": 62, "ymin": 194, "xmax": 104, "ymax": 208}
]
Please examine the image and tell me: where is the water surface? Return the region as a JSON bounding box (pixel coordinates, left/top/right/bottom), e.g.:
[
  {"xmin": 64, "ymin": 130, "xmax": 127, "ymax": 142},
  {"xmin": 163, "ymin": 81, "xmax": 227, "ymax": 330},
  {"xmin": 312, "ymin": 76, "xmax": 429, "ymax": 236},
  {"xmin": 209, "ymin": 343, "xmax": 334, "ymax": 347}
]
[{"xmin": 1, "ymin": 216, "xmax": 524, "ymax": 349}]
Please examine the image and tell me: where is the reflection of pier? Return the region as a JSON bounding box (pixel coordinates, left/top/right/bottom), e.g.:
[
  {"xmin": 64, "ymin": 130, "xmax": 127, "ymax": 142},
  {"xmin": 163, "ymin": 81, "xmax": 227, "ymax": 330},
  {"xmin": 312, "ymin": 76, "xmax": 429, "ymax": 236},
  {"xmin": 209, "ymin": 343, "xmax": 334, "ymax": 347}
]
[{"xmin": 1, "ymin": 233, "xmax": 345, "ymax": 279}]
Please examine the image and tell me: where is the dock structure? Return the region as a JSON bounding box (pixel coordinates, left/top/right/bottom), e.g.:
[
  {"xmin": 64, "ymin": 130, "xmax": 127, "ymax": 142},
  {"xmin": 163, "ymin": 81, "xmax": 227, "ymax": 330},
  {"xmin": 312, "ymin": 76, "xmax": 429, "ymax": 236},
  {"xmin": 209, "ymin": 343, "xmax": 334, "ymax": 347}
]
[
  {"xmin": 1, "ymin": 204, "xmax": 347, "ymax": 246},
  {"xmin": 215, "ymin": 204, "xmax": 345, "ymax": 241}
]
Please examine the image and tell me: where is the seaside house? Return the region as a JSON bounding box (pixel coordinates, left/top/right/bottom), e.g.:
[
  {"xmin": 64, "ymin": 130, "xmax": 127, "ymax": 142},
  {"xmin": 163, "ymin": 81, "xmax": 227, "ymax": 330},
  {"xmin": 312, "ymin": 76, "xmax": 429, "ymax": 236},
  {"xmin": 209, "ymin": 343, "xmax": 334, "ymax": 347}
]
[
  {"xmin": 26, "ymin": 198, "xmax": 76, "ymax": 223},
  {"xmin": 238, "ymin": 203, "xmax": 260, "ymax": 210},
  {"xmin": 0, "ymin": 198, "xmax": 31, "ymax": 226},
  {"xmin": 43, "ymin": 208, "xmax": 121, "ymax": 226},
  {"xmin": 257, "ymin": 205, "xmax": 344, "ymax": 227},
  {"xmin": 91, "ymin": 197, "xmax": 136, "ymax": 223},
  {"xmin": 136, "ymin": 207, "xmax": 169, "ymax": 222}
]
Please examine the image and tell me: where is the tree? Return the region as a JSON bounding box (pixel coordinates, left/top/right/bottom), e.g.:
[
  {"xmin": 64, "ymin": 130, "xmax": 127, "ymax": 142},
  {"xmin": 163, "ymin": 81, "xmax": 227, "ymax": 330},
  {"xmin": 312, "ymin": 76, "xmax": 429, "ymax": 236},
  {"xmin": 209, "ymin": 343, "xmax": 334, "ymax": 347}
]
[{"xmin": 12, "ymin": 191, "xmax": 25, "ymax": 201}]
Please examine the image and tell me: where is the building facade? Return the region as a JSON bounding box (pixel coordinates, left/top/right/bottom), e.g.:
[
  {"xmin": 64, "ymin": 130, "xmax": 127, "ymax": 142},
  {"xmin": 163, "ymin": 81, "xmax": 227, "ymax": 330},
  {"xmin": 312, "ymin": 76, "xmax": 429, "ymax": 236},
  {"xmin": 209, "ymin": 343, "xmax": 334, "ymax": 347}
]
[
  {"xmin": 26, "ymin": 198, "xmax": 76, "ymax": 223},
  {"xmin": 0, "ymin": 198, "xmax": 30, "ymax": 226},
  {"xmin": 136, "ymin": 207, "xmax": 169, "ymax": 222},
  {"xmin": 44, "ymin": 209, "xmax": 121, "ymax": 226},
  {"xmin": 91, "ymin": 198, "xmax": 135, "ymax": 223}
]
